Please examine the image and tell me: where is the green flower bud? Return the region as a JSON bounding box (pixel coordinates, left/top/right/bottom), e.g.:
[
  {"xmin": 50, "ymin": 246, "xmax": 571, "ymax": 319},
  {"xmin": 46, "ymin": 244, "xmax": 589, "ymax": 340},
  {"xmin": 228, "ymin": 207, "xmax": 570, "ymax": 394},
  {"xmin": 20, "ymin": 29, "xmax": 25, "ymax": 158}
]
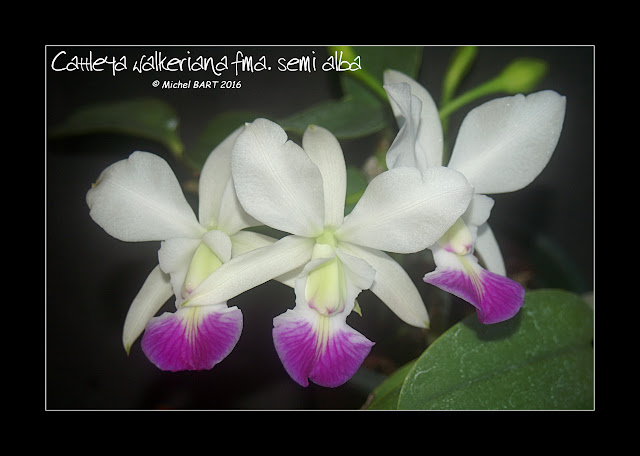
[{"xmin": 498, "ymin": 58, "xmax": 548, "ymax": 94}]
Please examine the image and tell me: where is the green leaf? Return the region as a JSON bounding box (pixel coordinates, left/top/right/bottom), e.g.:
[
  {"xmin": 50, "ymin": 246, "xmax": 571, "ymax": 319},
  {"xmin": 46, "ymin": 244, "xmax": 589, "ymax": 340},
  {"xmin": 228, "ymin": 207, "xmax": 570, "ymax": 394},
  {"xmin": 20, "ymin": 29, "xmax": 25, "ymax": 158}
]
[
  {"xmin": 344, "ymin": 166, "xmax": 368, "ymax": 214},
  {"xmin": 279, "ymin": 47, "xmax": 423, "ymax": 140},
  {"xmin": 363, "ymin": 360, "xmax": 416, "ymax": 410},
  {"xmin": 279, "ymin": 96, "xmax": 386, "ymax": 139},
  {"xmin": 187, "ymin": 110, "xmax": 264, "ymax": 171},
  {"xmin": 48, "ymin": 98, "xmax": 184, "ymax": 158},
  {"xmin": 396, "ymin": 289, "xmax": 594, "ymax": 410}
]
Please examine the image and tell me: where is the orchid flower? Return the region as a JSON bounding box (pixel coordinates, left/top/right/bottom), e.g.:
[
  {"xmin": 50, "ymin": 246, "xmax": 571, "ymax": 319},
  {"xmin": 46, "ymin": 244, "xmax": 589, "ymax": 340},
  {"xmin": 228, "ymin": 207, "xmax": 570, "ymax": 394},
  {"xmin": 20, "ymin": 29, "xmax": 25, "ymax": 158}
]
[
  {"xmin": 86, "ymin": 128, "xmax": 277, "ymax": 371},
  {"xmin": 183, "ymin": 118, "xmax": 473, "ymax": 387},
  {"xmin": 382, "ymin": 69, "xmax": 566, "ymax": 324}
]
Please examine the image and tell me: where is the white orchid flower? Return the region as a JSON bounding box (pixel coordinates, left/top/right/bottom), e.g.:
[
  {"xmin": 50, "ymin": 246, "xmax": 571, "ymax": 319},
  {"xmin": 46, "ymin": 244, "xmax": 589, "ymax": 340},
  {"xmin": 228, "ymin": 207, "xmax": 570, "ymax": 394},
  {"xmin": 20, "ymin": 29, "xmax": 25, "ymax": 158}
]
[
  {"xmin": 383, "ymin": 69, "xmax": 566, "ymax": 324},
  {"xmin": 86, "ymin": 127, "xmax": 277, "ymax": 371},
  {"xmin": 184, "ymin": 118, "xmax": 473, "ymax": 387}
]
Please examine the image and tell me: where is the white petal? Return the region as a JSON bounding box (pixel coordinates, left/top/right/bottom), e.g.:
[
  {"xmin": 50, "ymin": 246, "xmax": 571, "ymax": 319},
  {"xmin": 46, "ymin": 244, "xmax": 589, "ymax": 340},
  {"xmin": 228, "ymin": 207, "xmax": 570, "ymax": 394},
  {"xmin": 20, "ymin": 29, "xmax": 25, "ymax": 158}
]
[
  {"xmin": 229, "ymin": 230, "xmax": 279, "ymax": 257},
  {"xmin": 462, "ymin": 194, "xmax": 495, "ymax": 229},
  {"xmin": 198, "ymin": 126, "xmax": 243, "ymax": 229},
  {"xmin": 216, "ymin": 179, "xmax": 260, "ymax": 234},
  {"xmin": 87, "ymin": 152, "xmax": 204, "ymax": 241},
  {"xmin": 336, "ymin": 166, "xmax": 473, "ymax": 254},
  {"xmin": 335, "ymin": 248, "xmax": 376, "ymax": 293},
  {"xmin": 339, "ymin": 242, "xmax": 429, "ymax": 328},
  {"xmin": 232, "ymin": 119, "xmax": 325, "ymax": 237},
  {"xmin": 384, "ymin": 82, "xmax": 428, "ymax": 171},
  {"xmin": 185, "ymin": 235, "xmax": 315, "ymax": 307},
  {"xmin": 302, "ymin": 125, "xmax": 346, "ymax": 229},
  {"xmin": 122, "ymin": 264, "xmax": 174, "ymax": 353},
  {"xmin": 474, "ymin": 223, "xmax": 506, "ymax": 276},
  {"xmin": 230, "ymin": 230, "xmax": 299, "ymax": 287},
  {"xmin": 157, "ymin": 237, "xmax": 201, "ymax": 305},
  {"xmin": 384, "ymin": 69, "xmax": 443, "ymax": 168},
  {"xmin": 448, "ymin": 90, "xmax": 566, "ymax": 194},
  {"xmin": 202, "ymin": 230, "xmax": 232, "ymax": 263}
]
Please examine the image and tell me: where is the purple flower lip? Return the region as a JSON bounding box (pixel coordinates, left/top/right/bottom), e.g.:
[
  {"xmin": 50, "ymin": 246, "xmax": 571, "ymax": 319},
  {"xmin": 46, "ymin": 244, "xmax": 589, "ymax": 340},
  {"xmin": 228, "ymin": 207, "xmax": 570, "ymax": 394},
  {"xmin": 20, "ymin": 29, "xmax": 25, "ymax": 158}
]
[
  {"xmin": 424, "ymin": 255, "xmax": 524, "ymax": 325},
  {"xmin": 141, "ymin": 305, "xmax": 242, "ymax": 372},
  {"xmin": 273, "ymin": 308, "xmax": 374, "ymax": 387}
]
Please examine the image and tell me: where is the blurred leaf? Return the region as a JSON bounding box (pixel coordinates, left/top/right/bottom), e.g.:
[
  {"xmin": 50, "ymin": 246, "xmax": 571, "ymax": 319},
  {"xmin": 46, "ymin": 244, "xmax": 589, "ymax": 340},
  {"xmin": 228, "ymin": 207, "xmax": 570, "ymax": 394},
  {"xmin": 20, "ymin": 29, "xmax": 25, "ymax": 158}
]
[
  {"xmin": 394, "ymin": 289, "xmax": 593, "ymax": 410},
  {"xmin": 529, "ymin": 234, "xmax": 590, "ymax": 294},
  {"xmin": 279, "ymin": 96, "xmax": 386, "ymax": 139},
  {"xmin": 344, "ymin": 166, "xmax": 368, "ymax": 214},
  {"xmin": 363, "ymin": 360, "xmax": 416, "ymax": 410},
  {"xmin": 49, "ymin": 98, "xmax": 184, "ymax": 158},
  {"xmin": 280, "ymin": 47, "xmax": 423, "ymax": 140},
  {"xmin": 187, "ymin": 110, "xmax": 264, "ymax": 171}
]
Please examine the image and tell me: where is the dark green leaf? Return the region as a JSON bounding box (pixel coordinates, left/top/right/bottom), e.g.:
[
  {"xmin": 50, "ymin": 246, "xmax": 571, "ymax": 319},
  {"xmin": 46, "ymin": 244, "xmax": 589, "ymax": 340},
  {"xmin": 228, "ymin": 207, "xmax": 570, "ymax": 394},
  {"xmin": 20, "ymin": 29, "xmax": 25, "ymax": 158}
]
[
  {"xmin": 279, "ymin": 47, "xmax": 423, "ymax": 140},
  {"xmin": 279, "ymin": 96, "xmax": 386, "ymax": 139},
  {"xmin": 397, "ymin": 289, "xmax": 594, "ymax": 410},
  {"xmin": 49, "ymin": 98, "xmax": 184, "ymax": 158},
  {"xmin": 344, "ymin": 166, "xmax": 368, "ymax": 214},
  {"xmin": 363, "ymin": 360, "xmax": 416, "ymax": 410}
]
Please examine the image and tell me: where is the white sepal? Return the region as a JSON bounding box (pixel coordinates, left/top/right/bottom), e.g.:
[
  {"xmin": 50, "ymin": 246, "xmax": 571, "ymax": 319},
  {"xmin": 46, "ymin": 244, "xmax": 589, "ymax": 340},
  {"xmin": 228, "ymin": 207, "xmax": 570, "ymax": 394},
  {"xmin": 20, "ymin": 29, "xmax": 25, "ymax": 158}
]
[
  {"xmin": 122, "ymin": 264, "xmax": 173, "ymax": 353},
  {"xmin": 339, "ymin": 242, "xmax": 429, "ymax": 328},
  {"xmin": 448, "ymin": 90, "xmax": 566, "ymax": 194}
]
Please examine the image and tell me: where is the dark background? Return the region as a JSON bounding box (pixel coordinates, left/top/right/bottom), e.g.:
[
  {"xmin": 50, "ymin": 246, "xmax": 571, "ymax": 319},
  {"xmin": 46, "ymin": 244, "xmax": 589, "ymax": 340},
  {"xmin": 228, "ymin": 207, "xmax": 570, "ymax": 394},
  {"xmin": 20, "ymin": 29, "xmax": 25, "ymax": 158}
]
[{"xmin": 46, "ymin": 45, "xmax": 594, "ymax": 410}]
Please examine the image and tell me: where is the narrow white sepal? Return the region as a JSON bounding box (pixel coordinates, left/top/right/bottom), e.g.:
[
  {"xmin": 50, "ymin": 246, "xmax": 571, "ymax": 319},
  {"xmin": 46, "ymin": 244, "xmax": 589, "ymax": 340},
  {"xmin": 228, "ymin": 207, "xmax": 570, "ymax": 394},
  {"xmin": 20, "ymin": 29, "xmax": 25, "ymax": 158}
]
[
  {"xmin": 122, "ymin": 264, "xmax": 173, "ymax": 353},
  {"xmin": 474, "ymin": 223, "xmax": 506, "ymax": 276},
  {"xmin": 339, "ymin": 242, "xmax": 430, "ymax": 328}
]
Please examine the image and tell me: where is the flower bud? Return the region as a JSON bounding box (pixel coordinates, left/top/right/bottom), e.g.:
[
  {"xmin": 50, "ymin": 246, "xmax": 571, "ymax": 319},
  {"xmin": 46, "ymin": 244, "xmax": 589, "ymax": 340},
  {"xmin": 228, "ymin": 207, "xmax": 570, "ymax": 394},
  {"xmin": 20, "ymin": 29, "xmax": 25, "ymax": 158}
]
[{"xmin": 498, "ymin": 58, "xmax": 548, "ymax": 94}]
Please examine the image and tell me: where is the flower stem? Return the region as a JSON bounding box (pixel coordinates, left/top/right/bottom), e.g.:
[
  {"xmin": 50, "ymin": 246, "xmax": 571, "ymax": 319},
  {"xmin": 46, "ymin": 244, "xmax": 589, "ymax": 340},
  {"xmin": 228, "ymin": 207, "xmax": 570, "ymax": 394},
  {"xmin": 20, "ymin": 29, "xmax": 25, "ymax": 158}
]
[
  {"xmin": 438, "ymin": 77, "xmax": 503, "ymax": 121},
  {"xmin": 351, "ymin": 69, "xmax": 389, "ymax": 101}
]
